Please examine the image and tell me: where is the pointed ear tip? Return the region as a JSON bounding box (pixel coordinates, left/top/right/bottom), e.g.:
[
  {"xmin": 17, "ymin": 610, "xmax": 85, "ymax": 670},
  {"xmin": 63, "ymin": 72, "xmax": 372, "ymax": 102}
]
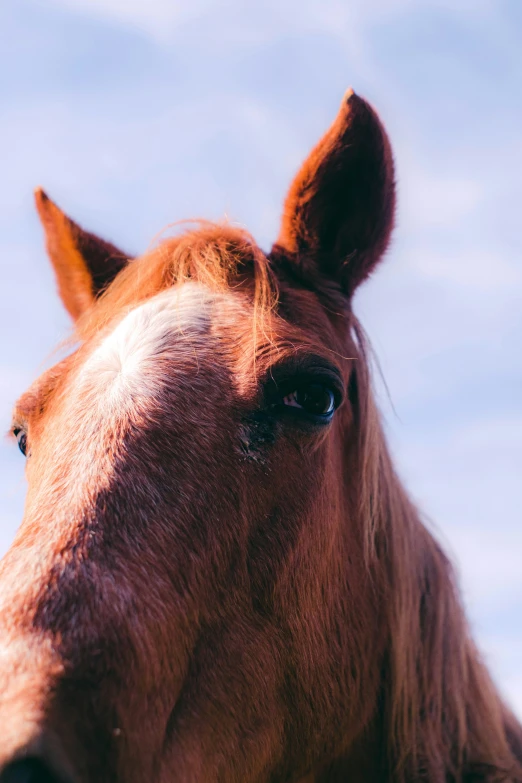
[
  {"xmin": 343, "ymin": 88, "xmax": 369, "ymax": 111},
  {"xmin": 34, "ymin": 187, "xmax": 53, "ymax": 215},
  {"xmin": 337, "ymin": 89, "xmax": 374, "ymax": 124},
  {"xmin": 340, "ymin": 88, "xmax": 372, "ymax": 116},
  {"xmin": 33, "ymin": 188, "xmax": 66, "ymax": 227}
]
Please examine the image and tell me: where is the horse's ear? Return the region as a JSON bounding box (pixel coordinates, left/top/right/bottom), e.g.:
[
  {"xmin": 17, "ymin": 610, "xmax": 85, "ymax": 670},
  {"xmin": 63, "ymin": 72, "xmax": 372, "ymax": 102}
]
[
  {"xmin": 270, "ymin": 90, "xmax": 395, "ymax": 298},
  {"xmin": 34, "ymin": 188, "xmax": 131, "ymax": 321}
]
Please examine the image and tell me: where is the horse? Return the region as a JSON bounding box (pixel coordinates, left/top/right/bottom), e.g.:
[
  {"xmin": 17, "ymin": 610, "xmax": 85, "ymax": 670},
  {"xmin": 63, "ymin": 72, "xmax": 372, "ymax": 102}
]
[{"xmin": 0, "ymin": 90, "xmax": 520, "ymax": 783}]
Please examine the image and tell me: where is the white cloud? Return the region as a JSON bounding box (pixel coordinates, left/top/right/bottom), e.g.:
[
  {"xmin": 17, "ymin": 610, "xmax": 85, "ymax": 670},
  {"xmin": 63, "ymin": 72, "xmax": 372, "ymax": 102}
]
[
  {"xmin": 44, "ymin": 0, "xmax": 498, "ymax": 48},
  {"xmin": 403, "ymin": 247, "xmax": 521, "ymax": 290},
  {"xmin": 399, "ymin": 172, "xmax": 485, "ymax": 229},
  {"xmin": 444, "ymin": 526, "xmax": 522, "ymax": 611},
  {"xmin": 47, "ymin": 0, "xmax": 193, "ymax": 38}
]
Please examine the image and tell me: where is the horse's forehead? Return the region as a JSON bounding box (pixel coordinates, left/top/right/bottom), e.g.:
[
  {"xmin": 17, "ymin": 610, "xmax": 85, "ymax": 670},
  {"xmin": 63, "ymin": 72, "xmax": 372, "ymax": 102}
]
[
  {"xmin": 79, "ymin": 282, "xmax": 241, "ymax": 394},
  {"xmin": 86, "ymin": 283, "xmax": 213, "ymax": 372}
]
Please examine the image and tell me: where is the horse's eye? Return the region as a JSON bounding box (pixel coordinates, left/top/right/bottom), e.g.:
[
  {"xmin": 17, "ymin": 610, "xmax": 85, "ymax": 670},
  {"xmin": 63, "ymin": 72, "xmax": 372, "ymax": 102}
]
[
  {"xmin": 282, "ymin": 384, "xmax": 337, "ymax": 417},
  {"xmin": 13, "ymin": 428, "xmax": 28, "ymax": 457}
]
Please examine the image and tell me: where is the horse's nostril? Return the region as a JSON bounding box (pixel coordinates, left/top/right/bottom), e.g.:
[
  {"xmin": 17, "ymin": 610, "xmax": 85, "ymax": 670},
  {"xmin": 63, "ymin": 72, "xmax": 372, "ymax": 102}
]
[{"xmin": 0, "ymin": 758, "xmax": 64, "ymax": 783}]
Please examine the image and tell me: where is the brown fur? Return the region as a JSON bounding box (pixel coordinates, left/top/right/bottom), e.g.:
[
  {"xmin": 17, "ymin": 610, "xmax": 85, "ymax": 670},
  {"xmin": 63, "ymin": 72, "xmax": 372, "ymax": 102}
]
[{"xmin": 0, "ymin": 91, "xmax": 520, "ymax": 783}]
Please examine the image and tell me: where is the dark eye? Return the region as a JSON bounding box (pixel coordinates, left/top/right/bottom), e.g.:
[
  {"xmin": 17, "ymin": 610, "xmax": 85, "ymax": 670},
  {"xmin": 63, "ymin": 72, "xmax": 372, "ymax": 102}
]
[
  {"xmin": 282, "ymin": 383, "xmax": 337, "ymax": 418},
  {"xmin": 13, "ymin": 428, "xmax": 28, "ymax": 457}
]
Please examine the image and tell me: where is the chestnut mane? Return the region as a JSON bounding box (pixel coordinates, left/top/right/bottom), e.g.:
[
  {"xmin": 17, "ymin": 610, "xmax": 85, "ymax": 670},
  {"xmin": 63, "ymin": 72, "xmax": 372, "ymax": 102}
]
[
  {"xmin": 75, "ymin": 223, "xmax": 276, "ymax": 345},
  {"xmin": 353, "ymin": 357, "xmax": 522, "ymax": 780}
]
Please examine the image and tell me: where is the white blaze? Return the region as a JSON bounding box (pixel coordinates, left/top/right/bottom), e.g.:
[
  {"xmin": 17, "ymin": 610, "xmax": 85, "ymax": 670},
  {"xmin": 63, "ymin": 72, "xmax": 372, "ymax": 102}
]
[{"xmin": 80, "ymin": 282, "xmax": 213, "ymax": 400}]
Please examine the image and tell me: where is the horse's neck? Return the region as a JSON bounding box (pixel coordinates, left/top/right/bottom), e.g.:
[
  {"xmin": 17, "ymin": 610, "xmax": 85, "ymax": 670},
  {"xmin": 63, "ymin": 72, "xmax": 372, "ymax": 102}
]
[
  {"xmin": 296, "ymin": 757, "xmax": 383, "ymax": 783},
  {"xmin": 296, "ymin": 717, "xmax": 387, "ymax": 783}
]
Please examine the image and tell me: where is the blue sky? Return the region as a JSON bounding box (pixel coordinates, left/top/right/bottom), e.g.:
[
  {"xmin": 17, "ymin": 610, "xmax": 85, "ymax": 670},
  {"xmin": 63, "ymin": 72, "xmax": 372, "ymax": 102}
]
[{"xmin": 1, "ymin": 0, "xmax": 521, "ymax": 716}]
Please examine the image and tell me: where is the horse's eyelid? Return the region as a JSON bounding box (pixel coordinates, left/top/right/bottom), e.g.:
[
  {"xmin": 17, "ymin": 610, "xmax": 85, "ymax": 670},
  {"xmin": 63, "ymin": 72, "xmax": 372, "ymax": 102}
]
[{"xmin": 266, "ymin": 361, "xmax": 343, "ymax": 386}]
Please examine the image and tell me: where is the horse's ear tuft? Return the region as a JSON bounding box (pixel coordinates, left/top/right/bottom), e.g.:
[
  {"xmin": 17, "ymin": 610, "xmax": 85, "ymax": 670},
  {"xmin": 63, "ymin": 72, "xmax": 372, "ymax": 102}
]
[
  {"xmin": 270, "ymin": 90, "xmax": 396, "ymax": 298},
  {"xmin": 34, "ymin": 188, "xmax": 131, "ymax": 321}
]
